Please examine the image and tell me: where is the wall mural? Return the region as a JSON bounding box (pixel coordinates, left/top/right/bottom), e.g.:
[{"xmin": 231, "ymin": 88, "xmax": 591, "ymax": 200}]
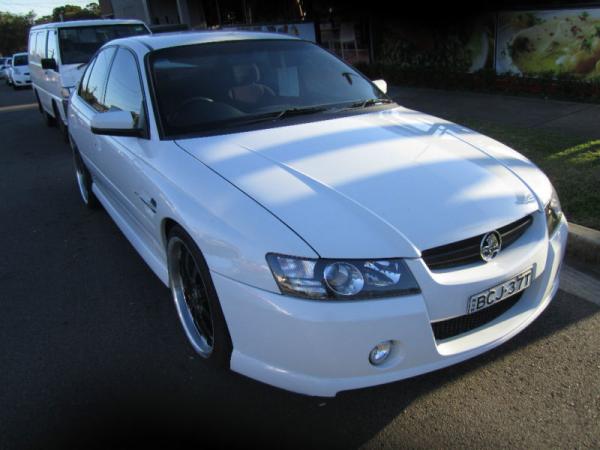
[{"xmin": 497, "ymin": 8, "xmax": 600, "ymax": 79}]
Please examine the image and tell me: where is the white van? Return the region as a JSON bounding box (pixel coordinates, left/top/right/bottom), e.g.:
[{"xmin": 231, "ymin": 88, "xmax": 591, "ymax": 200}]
[{"xmin": 29, "ymin": 19, "xmax": 150, "ymax": 138}]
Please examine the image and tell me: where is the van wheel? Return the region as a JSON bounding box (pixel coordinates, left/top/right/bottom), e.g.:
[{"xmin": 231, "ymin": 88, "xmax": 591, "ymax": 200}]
[
  {"xmin": 42, "ymin": 108, "xmax": 56, "ymax": 127},
  {"xmin": 34, "ymin": 91, "xmax": 43, "ymax": 113},
  {"xmin": 53, "ymin": 102, "xmax": 68, "ymax": 142}
]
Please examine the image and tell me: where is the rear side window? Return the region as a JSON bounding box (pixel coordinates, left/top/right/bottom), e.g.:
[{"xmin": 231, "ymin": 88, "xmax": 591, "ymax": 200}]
[
  {"xmin": 104, "ymin": 48, "xmax": 144, "ymax": 126},
  {"xmin": 80, "ymin": 47, "xmax": 116, "ymax": 112},
  {"xmin": 47, "ymin": 30, "xmax": 58, "ymax": 61},
  {"xmin": 78, "ymin": 58, "xmax": 95, "ymax": 96},
  {"xmin": 35, "ymin": 30, "xmax": 47, "ymax": 59},
  {"xmin": 29, "ymin": 33, "xmax": 37, "ymax": 57}
]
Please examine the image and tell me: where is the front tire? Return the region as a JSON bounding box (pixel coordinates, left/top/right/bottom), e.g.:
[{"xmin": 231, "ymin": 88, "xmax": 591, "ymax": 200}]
[
  {"xmin": 167, "ymin": 225, "xmax": 233, "ymax": 367},
  {"xmin": 53, "ymin": 102, "xmax": 68, "ymax": 142},
  {"xmin": 72, "ymin": 145, "xmax": 99, "ymax": 209}
]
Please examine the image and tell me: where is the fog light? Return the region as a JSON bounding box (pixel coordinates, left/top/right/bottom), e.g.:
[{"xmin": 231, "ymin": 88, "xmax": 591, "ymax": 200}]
[{"xmin": 369, "ymin": 341, "xmax": 393, "ymax": 365}]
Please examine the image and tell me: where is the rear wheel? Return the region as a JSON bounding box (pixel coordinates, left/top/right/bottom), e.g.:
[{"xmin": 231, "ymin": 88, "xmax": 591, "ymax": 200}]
[
  {"xmin": 72, "ymin": 146, "xmax": 99, "ymax": 209},
  {"xmin": 167, "ymin": 225, "xmax": 233, "ymax": 367}
]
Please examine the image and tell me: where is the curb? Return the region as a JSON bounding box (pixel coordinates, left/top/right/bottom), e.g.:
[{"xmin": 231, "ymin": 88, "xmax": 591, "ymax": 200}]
[{"xmin": 567, "ymin": 223, "xmax": 600, "ymax": 267}]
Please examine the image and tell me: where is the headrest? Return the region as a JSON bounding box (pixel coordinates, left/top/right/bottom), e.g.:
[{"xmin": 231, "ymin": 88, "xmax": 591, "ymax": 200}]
[{"xmin": 232, "ymin": 63, "xmax": 260, "ymax": 85}]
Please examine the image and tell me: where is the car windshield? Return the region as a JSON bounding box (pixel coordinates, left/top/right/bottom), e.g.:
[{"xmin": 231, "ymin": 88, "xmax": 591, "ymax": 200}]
[
  {"xmin": 59, "ymin": 24, "xmax": 149, "ymax": 64},
  {"xmin": 149, "ymin": 39, "xmax": 388, "ymax": 137},
  {"xmin": 13, "ymin": 55, "xmax": 28, "ymax": 66}
]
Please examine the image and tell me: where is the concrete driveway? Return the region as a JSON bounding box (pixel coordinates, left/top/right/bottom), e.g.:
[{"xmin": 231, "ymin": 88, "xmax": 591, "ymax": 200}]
[{"xmin": 0, "ymin": 85, "xmax": 598, "ymax": 449}]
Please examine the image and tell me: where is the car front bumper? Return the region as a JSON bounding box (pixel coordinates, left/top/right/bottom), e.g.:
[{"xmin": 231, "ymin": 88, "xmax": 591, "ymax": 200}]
[
  {"xmin": 213, "ymin": 213, "xmax": 568, "ymax": 397},
  {"xmin": 12, "ymin": 74, "xmax": 31, "ymax": 86}
]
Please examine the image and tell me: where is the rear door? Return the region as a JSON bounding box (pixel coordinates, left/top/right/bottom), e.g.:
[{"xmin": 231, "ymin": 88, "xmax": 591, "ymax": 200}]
[{"xmin": 68, "ymin": 46, "xmax": 116, "ymax": 185}]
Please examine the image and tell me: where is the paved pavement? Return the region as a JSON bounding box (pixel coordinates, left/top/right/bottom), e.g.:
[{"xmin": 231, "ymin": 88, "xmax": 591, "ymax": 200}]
[
  {"xmin": 390, "ymin": 85, "xmax": 600, "ymax": 139},
  {"xmin": 1, "ymin": 85, "xmax": 599, "ymax": 449}
]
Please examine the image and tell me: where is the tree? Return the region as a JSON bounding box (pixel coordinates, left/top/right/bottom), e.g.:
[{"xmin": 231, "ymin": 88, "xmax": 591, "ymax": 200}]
[
  {"xmin": 0, "ymin": 11, "xmax": 34, "ymax": 56},
  {"xmin": 50, "ymin": 3, "xmax": 100, "ymax": 22}
]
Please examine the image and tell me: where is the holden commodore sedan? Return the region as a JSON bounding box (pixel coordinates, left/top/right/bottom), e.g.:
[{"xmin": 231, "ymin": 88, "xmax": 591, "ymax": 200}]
[{"xmin": 67, "ymin": 31, "xmax": 567, "ymax": 397}]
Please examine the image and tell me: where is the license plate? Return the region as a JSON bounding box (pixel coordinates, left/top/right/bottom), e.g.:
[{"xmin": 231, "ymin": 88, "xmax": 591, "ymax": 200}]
[{"xmin": 467, "ymin": 268, "xmax": 533, "ymax": 314}]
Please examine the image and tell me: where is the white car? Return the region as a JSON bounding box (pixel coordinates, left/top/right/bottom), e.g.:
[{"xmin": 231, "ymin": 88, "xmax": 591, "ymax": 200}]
[
  {"xmin": 0, "ymin": 57, "xmax": 10, "ymax": 79},
  {"xmin": 29, "ymin": 19, "xmax": 150, "ymax": 139},
  {"xmin": 67, "ymin": 32, "xmax": 567, "ymax": 397},
  {"xmin": 8, "ymin": 53, "xmax": 30, "ymax": 89}
]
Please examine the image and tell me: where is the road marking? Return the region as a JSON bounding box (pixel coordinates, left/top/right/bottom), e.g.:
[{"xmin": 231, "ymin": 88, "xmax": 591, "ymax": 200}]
[
  {"xmin": 560, "ymin": 265, "xmax": 600, "ymax": 306},
  {"xmin": 0, "ymin": 103, "xmax": 37, "ymax": 113}
]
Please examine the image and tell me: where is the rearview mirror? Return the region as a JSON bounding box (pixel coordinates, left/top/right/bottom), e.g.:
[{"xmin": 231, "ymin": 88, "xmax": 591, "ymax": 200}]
[
  {"xmin": 41, "ymin": 58, "xmax": 57, "ymax": 71},
  {"xmin": 91, "ymin": 110, "xmax": 143, "ymax": 137},
  {"xmin": 372, "ymin": 79, "xmax": 388, "ymax": 94}
]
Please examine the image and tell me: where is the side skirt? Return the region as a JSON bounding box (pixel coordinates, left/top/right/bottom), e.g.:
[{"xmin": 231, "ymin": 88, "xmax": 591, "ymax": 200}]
[{"xmin": 92, "ymin": 182, "xmax": 170, "ymax": 286}]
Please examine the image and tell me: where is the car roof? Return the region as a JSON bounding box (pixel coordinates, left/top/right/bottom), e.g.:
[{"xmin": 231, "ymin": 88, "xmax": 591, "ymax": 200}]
[
  {"xmin": 12, "ymin": 52, "xmax": 28, "ymax": 57},
  {"xmin": 110, "ymin": 30, "xmax": 298, "ymax": 51},
  {"xmin": 30, "ymin": 19, "xmax": 146, "ymax": 31}
]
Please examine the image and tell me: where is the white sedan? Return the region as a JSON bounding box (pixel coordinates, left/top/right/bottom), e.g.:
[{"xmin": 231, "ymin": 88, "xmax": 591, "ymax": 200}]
[{"xmin": 67, "ymin": 31, "xmax": 567, "ymax": 397}]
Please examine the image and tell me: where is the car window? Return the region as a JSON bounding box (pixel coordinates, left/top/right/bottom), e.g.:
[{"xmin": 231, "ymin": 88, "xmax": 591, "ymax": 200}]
[
  {"xmin": 35, "ymin": 30, "xmax": 47, "ymax": 59},
  {"xmin": 13, "ymin": 54, "xmax": 28, "ymax": 66},
  {"xmin": 150, "ymin": 40, "xmax": 384, "ymax": 136},
  {"xmin": 81, "ymin": 47, "xmax": 116, "ymax": 112},
  {"xmin": 47, "ymin": 30, "xmax": 58, "ymax": 61},
  {"xmin": 104, "ymin": 48, "xmax": 143, "ymax": 126},
  {"xmin": 78, "ymin": 58, "xmax": 95, "ymax": 96}
]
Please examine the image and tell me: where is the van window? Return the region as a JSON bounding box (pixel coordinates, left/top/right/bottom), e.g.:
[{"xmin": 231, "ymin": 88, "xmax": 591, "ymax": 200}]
[
  {"xmin": 80, "ymin": 47, "xmax": 116, "ymax": 111},
  {"xmin": 29, "ymin": 33, "xmax": 37, "ymax": 57},
  {"xmin": 35, "ymin": 30, "xmax": 47, "ymax": 59},
  {"xmin": 47, "ymin": 30, "xmax": 58, "ymax": 61},
  {"xmin": 59, "ymin": 24, "xmax": 148, "ymax": 65},
  {"xmin": 104, "ymin": 48, "xmax": 143, "ymax": 125}
]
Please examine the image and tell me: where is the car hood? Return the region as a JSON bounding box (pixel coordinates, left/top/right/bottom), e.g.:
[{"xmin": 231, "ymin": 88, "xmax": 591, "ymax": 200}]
[
  {"xmin": 176, "ymin": 107, "xmax": 549, "ymax": 259},
  {"xmin": 60, "ymin": 64, "xmax": 85, "ymax": 88}
]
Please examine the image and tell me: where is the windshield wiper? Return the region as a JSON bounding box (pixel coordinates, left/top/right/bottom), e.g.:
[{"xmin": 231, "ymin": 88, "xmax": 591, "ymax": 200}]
[
  {"xmin": 348, "ymin": 98, "xmax": 395, "ymax": 109},
  {"xmin": 274, "ymin": 105, "xmax": 329, "ymax": 121}
]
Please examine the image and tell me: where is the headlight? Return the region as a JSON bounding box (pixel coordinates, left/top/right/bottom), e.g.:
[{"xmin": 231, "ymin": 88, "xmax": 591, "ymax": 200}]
[
  {"xmin": 545, "ymin": 187, "xmax": 563, "ymax": 236},
  {"xmin": 266, "ymin": 254, "xmax": 420, "ymax": 300}
]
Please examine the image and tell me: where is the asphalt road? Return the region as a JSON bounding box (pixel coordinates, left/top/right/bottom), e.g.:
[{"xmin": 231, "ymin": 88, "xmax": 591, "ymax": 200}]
[{"xmin": 1, "ymin": 84, "xmax": 599, "ymax": 450}]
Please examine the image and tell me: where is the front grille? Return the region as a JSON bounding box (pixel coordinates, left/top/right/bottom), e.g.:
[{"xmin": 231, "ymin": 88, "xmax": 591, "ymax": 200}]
[
  {"xmin": 431, "ymin": 291, "xmax": 523, "ymax": 340},
  {"xmin": 422, "ymin": 215, "xmax": 533, "ymax": 270}
]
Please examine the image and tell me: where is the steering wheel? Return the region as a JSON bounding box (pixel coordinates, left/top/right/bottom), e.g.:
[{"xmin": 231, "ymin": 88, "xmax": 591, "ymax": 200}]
[{"xmin": 168, "ymin": 96, "xmax": 215, "ymax": 124}]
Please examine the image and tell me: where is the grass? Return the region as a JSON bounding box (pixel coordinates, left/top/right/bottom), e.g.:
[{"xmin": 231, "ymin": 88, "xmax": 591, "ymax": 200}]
[{"xmin": 452, "ymin": 119, "xmax": 600, "ymax": 230}]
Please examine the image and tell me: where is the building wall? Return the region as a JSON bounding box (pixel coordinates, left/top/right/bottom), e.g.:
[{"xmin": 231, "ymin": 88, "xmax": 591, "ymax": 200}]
[
  {"xmin": 110, "ymin": 0, "xmax": 150, "ymax": 22},
  {"xmin": 148, "ymin": 0, "xmax": 180, "ymax": 25}
]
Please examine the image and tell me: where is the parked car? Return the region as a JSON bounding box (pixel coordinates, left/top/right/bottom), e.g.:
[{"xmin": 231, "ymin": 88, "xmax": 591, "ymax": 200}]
[
  {"xmin": 0, "ymin": 57, "xmax": 10, "ymax": 80},
  {"xmin": 8, "ymin": 53, "xmax": 30, "ymax": 89},
  {"xmin": 67, "ymin": 32, "xmax": 567, "ymax": 397},
  {"xmin": 29, "ymin": 19, "xmax": 150, "ymax": 139}
]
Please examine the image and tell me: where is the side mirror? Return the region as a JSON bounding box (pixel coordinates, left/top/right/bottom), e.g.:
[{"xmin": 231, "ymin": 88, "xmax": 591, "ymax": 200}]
[
  {"xmin": 91, "ymin": 110, "xmax": 143, "ymax": 137},
  {"xmin": 372, "ymin": 79, "xmax": 388, "ymax": 94},
  {"xmin": 41, "ymin": 58, "xmax": 58, "ymax": 71}
]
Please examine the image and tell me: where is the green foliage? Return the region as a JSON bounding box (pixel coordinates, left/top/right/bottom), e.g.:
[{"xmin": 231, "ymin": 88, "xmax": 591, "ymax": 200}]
[
  {"xmin": 0, "ymin": 3, "xmax": 100, "ymax": 55},
  {"xmin": 0, "ymin": 11, "xmax": 34, "ymax": 56},
  {"xmin": 48, "ymin": 3, "xmax": 100, "ymax": 23}
]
